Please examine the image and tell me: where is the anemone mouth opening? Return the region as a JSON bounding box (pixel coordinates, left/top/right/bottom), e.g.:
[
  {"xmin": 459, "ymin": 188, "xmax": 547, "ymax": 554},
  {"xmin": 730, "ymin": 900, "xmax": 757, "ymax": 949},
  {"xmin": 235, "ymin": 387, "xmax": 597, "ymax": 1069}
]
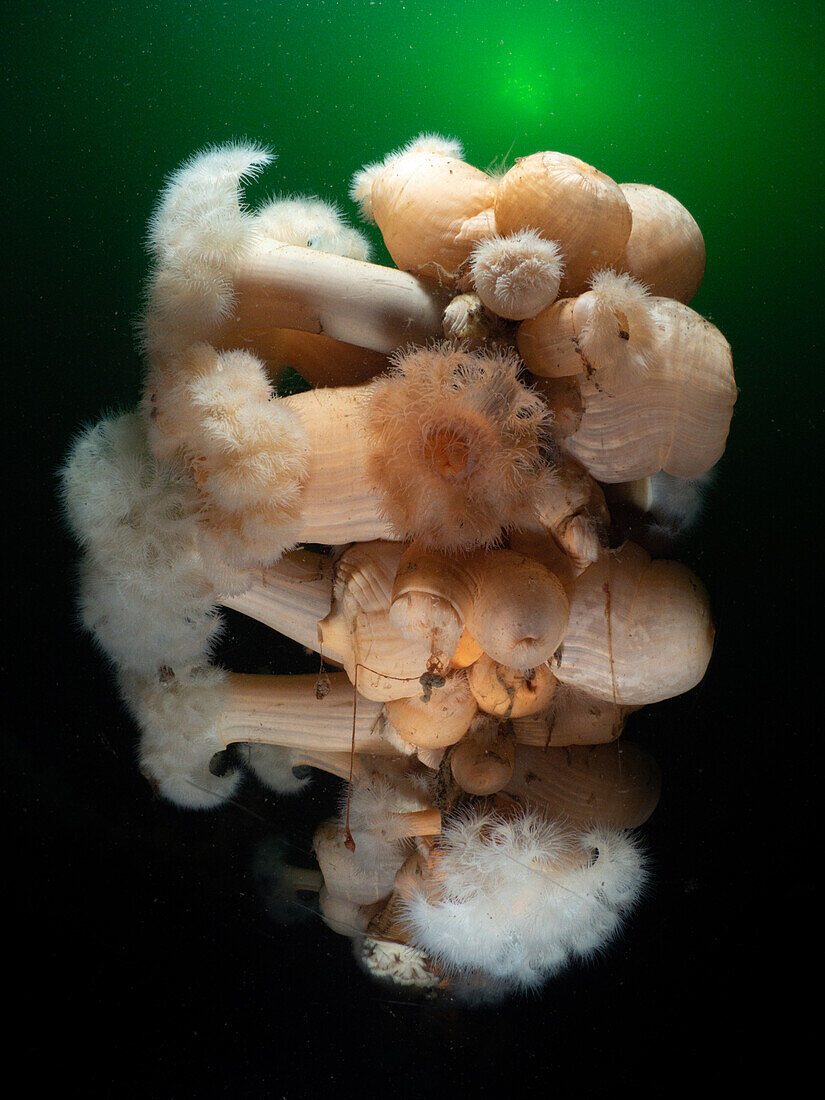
[{"xmin": 421, "ymin": 425, "xmax": 475, "ymax": 480}]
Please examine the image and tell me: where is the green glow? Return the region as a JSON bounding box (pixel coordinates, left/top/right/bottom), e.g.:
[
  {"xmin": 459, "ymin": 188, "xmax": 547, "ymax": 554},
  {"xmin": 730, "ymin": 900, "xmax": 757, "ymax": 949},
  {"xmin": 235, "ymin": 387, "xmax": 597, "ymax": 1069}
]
[
  {"xmin": 6, "ymin": 0, "xmax": 822, "ymax": 433},
  {"xmin": 492, "ymin": 45, "xmax": 557, "ymax": 119}
]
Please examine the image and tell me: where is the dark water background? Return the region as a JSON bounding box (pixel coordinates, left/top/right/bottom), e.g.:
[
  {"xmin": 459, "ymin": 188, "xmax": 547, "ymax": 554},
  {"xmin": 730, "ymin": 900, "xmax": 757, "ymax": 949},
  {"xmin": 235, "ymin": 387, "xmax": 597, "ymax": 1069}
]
[{"xmin": 5, "ymin": 0, "xmax": 819, "ymax": 1092}]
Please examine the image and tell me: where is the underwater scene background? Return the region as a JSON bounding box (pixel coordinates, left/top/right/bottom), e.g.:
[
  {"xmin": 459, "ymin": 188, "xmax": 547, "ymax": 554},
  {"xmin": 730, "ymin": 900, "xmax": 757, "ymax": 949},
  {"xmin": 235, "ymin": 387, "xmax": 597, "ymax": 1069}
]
[{"xmin": 6, "ymin": 0, "xmax": 820, "ymax": 1091}]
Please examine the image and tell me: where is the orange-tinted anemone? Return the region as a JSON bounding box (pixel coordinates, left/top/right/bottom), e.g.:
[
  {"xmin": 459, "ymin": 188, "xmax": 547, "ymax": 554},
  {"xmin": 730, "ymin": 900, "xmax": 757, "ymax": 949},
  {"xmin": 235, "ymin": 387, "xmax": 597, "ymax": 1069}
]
[{"xmin": 366, "ymin": 342, "xmax": 551, "ymax": 551}]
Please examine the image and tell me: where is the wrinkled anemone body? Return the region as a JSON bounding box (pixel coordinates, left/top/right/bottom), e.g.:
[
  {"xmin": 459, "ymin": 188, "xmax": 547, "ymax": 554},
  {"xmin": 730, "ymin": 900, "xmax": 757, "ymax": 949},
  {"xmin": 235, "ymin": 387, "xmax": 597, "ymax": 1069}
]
[{"xmin": 367, "ymin": 343, "xmax": 550, "ymax": 550}]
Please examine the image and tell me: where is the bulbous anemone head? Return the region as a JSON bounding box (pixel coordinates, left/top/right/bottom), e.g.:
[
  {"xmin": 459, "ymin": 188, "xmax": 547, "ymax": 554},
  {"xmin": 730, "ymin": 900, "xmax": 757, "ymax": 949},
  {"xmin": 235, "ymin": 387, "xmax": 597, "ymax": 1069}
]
[{"xmin": 366, "ymin": 343, "xmax": 551, "ymax": 550}]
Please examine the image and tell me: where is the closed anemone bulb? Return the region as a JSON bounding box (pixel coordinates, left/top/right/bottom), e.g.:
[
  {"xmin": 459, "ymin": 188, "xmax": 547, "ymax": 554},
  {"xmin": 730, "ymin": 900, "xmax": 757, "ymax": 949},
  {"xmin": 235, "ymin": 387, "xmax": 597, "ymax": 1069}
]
[
  {"xmin": 366, "ymin": 342, "xmax": 551, "ymax": 550},
  {"xmin": 350, "ymin": 132, "xmax": 465, "ymax": 223},
  {"xmin": 616, "ymin": 182, "xmax": 706, "ymax": 303},
  {"xmin": 350, "ymin": 133, "xmax": 495, "ymax": 281},
  {"xmin": 493, "ymin": 151, "xmax": 632, "ymax": 296}
]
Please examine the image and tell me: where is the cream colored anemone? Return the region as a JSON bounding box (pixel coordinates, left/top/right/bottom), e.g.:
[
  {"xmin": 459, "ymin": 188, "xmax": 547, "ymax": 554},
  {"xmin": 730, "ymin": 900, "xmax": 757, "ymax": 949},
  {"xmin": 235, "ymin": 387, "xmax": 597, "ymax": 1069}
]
[{"xmin": 519, "ymin": 270, "xmax": 736, "ymax": 481}]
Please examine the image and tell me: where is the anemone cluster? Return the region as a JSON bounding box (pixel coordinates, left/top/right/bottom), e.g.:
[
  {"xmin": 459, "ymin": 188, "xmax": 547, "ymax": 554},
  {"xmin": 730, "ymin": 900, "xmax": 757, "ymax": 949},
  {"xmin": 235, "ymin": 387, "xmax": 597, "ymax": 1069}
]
[{"xmin": 61, "ymin": 133, "xmax": 735, "ymax": 1000}]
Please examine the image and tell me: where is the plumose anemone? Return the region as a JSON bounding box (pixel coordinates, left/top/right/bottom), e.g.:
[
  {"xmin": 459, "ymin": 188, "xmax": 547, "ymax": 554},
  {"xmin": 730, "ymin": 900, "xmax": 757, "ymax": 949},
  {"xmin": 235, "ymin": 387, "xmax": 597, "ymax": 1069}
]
[{"xmin": 61, "ymin": 132, "xmax": 734, "ymax": 1002}]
